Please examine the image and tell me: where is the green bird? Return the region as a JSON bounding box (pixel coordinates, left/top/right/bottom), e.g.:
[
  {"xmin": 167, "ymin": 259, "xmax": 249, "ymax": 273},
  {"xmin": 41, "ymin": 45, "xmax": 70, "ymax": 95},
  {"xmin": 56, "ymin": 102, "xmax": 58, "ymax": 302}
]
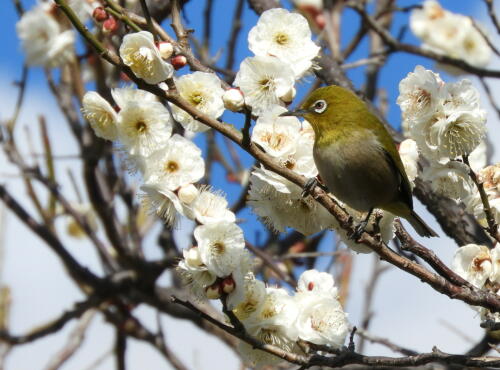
[{"xmin": 281, "ymin": 85, "xmax": 438, "ymax": 238}]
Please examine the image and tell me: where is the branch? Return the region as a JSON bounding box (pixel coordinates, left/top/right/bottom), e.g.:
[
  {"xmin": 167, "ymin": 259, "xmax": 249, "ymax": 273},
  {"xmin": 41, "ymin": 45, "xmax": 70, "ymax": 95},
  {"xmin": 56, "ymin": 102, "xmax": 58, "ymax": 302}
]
[{"xmin": 0, "ymin": 296, "xmax": 101, "ymax": 345}]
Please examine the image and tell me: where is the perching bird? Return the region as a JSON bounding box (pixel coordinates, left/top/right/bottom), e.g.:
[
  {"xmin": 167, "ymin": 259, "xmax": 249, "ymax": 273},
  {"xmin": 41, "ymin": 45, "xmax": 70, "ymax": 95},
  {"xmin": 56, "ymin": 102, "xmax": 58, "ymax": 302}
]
[{"xmin": 281, "ymin": 85, "xmax": 438, "ymax": 238}]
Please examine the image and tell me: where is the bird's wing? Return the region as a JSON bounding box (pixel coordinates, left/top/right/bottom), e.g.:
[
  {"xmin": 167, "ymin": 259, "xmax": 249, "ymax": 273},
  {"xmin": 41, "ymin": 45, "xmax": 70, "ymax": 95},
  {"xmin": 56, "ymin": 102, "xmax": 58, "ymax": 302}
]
[{"xmin": 382, "ymin": 148, "xmax": 413, "ymax": 210}]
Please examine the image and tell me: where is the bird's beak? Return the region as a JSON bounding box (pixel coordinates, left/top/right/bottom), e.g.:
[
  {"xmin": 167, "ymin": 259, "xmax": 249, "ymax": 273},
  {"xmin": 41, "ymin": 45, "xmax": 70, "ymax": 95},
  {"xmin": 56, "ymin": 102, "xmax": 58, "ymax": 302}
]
[{"xmin": 279, "ymin": 109, "xmax": 309, "ymax": 117}]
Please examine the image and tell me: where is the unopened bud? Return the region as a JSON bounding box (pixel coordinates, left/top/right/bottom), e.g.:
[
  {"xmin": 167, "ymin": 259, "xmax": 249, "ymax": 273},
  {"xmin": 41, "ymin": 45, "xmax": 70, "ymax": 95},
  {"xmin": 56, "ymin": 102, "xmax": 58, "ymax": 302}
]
[
  {"xmin": 185, "ymin": 247, "xmax": 203, "ymax": 267},
  {"xmin": 221, "ymin": 276, "xmax": 235, "ymax": 294},
  {"xmin": 223, "ymin": 88, "xmax": 245, "ymax": 112},
  {"xmin": 280, "ymin": 87, "xmax": 296, "ymax": 104},
  {"xmin": 102, "ymin": 16, "xmax": 119, "ymax": 34},
  {"xmin": 92, "ymin": 6, "xmax": 108, "ymax": 22},
  {"xmin": 178, "ymin": 183, "xmax": 199, "ymax": 205},
  {"xmin": 171, "ymin": 55, "xmax": 187, "ymax": 70},
  {"xmin": 205, "ymin": 283, "xmax": 221, "ymax": 300},
  {"xmin": 314, "ymin": 13, "xmax": 326, "ymax": 30},
  {"xmin": 157, "ymin": 42, "xmax": 174, "ymax": 60}
]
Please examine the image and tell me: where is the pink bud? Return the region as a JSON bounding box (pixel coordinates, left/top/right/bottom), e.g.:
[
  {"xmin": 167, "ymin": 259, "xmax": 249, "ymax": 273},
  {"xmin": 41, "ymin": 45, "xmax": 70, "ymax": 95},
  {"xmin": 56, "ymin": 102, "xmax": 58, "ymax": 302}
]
[
  {"xmin": 221, "ymin": 276, "xmax": 235, "ymax": 294},
  {"xmin": 171, "ymin": 55, "xmax": 187, "ymax": 70},
  {"xmin": 102, "ymin": 16, "xmax": 119, "ymax": 34},
  {"xmin": 92, "ymin": 7, "xmax": 108, "ymax": 22}
]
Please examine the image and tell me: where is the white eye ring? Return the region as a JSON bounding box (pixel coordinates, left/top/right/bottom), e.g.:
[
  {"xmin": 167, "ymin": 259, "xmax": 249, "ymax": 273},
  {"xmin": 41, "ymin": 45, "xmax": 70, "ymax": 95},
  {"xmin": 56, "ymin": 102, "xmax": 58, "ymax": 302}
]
[{"xmin": 312, "ymin": 99, "xmax": 327, "ymax": 113}]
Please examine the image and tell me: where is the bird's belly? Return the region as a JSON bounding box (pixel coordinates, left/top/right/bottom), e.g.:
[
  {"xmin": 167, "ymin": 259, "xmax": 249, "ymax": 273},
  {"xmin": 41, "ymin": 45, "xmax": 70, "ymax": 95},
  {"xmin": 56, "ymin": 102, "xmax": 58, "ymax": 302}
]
[{"xmin": 313, "ymin": 140, "xmax": 399, "ymax": 212}]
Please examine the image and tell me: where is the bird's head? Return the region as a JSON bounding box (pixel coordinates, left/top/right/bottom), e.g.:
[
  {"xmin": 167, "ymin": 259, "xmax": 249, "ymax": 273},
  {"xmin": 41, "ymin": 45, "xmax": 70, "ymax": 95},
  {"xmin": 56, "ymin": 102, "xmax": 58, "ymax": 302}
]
[{"xmin": 280, "ymin": 85, "xmax": 361, "ymax": 135}]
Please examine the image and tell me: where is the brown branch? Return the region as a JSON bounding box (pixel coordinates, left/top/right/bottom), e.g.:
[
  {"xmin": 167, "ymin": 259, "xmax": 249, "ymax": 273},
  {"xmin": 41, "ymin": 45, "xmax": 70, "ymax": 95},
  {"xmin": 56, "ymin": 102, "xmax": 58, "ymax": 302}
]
[
  {"xmin": 247, "ymin": 0, "xmax": 281, "ymax": 15},
  {"xmin": 225, "ymin": 0, "xmax": 245, "ymax": 71},
  {"xmin": 173, "ymin": 296, "xmax": 500, "ymax": 368},
  {"xmin": 394, "ymin": 220, "xmax": 475, "ymax": 288},
  {"xmin": 484, "ymin": 0, "xmax": 500, "ymax": 35},
  {"xmin": 43, "ymin": 310, "xmax": 96, "ymax": 370},
  {"xmin": 0, "ymin": 296, "xmax": 102, "ymax": 345},
  {"xmin": 464, "ymin": 155, "xmax": 500, "ymax": 243},
  {"xmin": 0, "ymin": 185, "xmax": 101, "ymax": 287}
]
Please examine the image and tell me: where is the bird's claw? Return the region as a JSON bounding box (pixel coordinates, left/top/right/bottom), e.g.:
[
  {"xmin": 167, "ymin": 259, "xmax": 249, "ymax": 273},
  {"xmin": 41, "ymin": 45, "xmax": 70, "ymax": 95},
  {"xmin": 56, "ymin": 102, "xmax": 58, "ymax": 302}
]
[
  {"xmin": 349, "ymin": 221, "xmax": 368, "ymax": 240},
  {"xmin": 301, "ymin": 177, "xmax": 327, "ymax": 198}
]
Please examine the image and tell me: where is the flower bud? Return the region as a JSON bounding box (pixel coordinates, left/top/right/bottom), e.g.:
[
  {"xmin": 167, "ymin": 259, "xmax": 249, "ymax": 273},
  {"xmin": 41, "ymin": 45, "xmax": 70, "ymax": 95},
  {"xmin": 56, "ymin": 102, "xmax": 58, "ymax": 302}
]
[
  {"xmin": 315, "ymin": 14, "xmax": 326, "ymax": 29},
  {"xmin": 171, "ymin": 55, "xmax": 187, "ymax": 70},
  {"xmin": 92, "ymin": 6, "xmax": 108, "ymax": 22},
  {"xmin": 185, "ymin": 247, "xmax": 203, "ymax": 267},
  {"xmin": 157, "ymin": 42, "xmax": 174, "ymax": 60},
  {"xmin": 222, "ymin": 88, "xmax": 245, "ymax": 112},
  {"xmin": 178, "ymin": 183, "xmax": 199, "ymax": 205},
  {"xmin": 102, "ymin": 16, "xmax": 119, "ymax": 34},
  {"xmin": 205, "ymin": 283, "xmax": 221, "ymax": 300},
  {"xmin": 280, "ymin": 86, "xmax": 296, "ymax": 104},
  {"xmin": 221, "ymin": 276, "xmax": 235, "ymax": 294}
]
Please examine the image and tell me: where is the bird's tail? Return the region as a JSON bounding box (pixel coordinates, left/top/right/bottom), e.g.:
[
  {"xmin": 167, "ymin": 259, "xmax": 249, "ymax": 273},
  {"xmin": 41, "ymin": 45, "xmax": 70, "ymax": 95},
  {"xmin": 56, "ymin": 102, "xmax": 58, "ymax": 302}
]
[{"xmin": 406, "ymin": 210, "xmax": 438, "ymax": 238}]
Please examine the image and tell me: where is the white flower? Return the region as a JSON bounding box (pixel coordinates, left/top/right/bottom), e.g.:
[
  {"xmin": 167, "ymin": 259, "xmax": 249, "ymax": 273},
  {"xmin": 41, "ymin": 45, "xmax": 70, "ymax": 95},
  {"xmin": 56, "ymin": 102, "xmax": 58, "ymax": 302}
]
[
  {"xmin": 251, "ymin": 106, "xmax": 301, "ymax": 158},
  {"xmin": 191, "ymin": 187, "xmax": 235, "ymax": 224},
  {"xmin": 111, "ymin": 86, "xmax": 158, "ymax": 109},
  {"xmin": 444, "ymin": 79, "xmax": 482, "ymax": 112},
  {"xmin": 16, "ymin": 3, "xmax": 75, "ymax": 67},
  {"xmin": 234, "ymin": 56, "xmax": 295, "ymax": 116},
  {"xmin": 177, "ymin": 247, "xmax": 217, "ymax": 299},
  {"xmin": 457, "ymin": 25, "xmax": 492, "ymax": 68},
  {"xmin": 422, "ymin": 110, "xmax": 486, "ymax": 163},
  {"xmin": 294, "ymin": 291, "xmax": 348, "ymax": 347},
  {"xmin": 280, "ymin": 134, "xmax": 318, "ymax": 178},
  {"xmin": 171, "ymin": 72, "xmax": 225, "ymax": 132},
  {"xmin": 225, "ymin": 257, "xmax": 255, "ymax": 310},
  {"xmin": 178, "ymin": 184, "xmax": 199, "ymax": 205},
  {"xmin": 223, "ymin": 88, "xmax": 245, "ymax": 112},
  {"xmin": 116, "ymin": 100, "xmax": 173, "ymax": 157},
  {"xmin": 451, "ymin": 244, "xmax": 492, "ymax": 288},
  {"xmin": 143, "ymin": 135, "xmax": 204, "ymax": 191},
  {"xmin": 397, "ymin": 65, "xmax": 444, "ymax": 124},
  {"xmin": 297, "ymin": 269, "xmax": 338, "ymax": 297},
  {"xmin": 489, "ymin": 246, "xmax": 500, "ymax": 284},
  {"xmin": 248, "ymin": 8, "xmax": 319, "ymax": 78},
  {"xmin": 140, "ymin": 183, "xmax": 191, "ymax": 226},
  {"xmin": 421, "ymin": 161, "xmax": 474, "ymax": 201},
  {"xmin": 398, "ymin": 139, "xmax": 419, "ymax": 186},
  {"xmin": 410, "ymin": 1, "xmax": 491, "ymax": 69},
  {"xmin": 248, "ymin": 170, "xmax": 335, "ymax": 235},
  {"xmin": 194, "ymin": 221, "xmax": 245, "ymax": 277},
  {"xmin": 119, "ymin": 31, "xmax": 173, "ymax": 84},
  {"xmin": 232, "ymin": 278, "xmax": 267, "ymax": 321},
  {"xmin": 465, "ymin": 163, "xmax": 500, "ymax": 227},
  {"xmin": 69, "ymin": 0, "xmax": 96, "ymax": 22},
  {"xmin": 82, "ymin": 91, "xmax": 118, "ymax": 140},
  {"xmin": 468, "ymin": 141, "xmax": 487, "ymax": 173}
]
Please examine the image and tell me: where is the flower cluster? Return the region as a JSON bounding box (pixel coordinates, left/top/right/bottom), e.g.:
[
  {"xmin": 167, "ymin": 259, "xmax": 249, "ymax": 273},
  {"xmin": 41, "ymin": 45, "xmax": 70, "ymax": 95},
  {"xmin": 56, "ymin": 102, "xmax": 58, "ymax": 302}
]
[
  {"xmin": 236, "ymin": 270, "xmax": 348, "ymax": 367},
  {"xmin": 410, "ymin": 0, "xmax": 491, "ymax": 69},
  {"xmin": 397, "ymin": 66, "xmax": 494, "ymax": 208},
  {"xmin": 82, "ymin": 86, "xmax": 218, "ymax": 226},
  {"xmin": 233, "ymin": 8, "xmax": 320, "ymax": 116},
  {"xmin": 451, "ymin": 244, "xmax": 500, "ymax": 322},
  {"xmin": 16, "ymin": 2, "xmax": 76, "ymax": 68}
]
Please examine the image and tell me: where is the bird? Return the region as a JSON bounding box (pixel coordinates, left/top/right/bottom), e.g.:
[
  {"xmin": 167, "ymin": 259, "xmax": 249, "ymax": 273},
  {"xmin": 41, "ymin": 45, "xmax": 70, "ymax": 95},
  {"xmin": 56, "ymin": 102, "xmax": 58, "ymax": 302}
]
[{"xmin": 281, "ymin": 85, "xmax": 438, "ymax": 238}]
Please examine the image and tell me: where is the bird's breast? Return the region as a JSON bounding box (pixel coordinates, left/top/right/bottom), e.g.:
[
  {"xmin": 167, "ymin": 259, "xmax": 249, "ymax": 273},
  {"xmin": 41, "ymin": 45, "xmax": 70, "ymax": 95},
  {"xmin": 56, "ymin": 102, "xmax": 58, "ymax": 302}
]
[{"xmin": 313, "ymin": 133, "xmax": 399, "ymax": 211}]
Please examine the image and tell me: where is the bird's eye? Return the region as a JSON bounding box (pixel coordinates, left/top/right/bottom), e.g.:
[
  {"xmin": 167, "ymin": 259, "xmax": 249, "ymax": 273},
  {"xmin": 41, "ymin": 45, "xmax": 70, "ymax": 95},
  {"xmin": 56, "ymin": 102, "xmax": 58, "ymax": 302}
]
[{"xmin": 312, "ymin": 99, "xmax": 327, "ymax": 113}]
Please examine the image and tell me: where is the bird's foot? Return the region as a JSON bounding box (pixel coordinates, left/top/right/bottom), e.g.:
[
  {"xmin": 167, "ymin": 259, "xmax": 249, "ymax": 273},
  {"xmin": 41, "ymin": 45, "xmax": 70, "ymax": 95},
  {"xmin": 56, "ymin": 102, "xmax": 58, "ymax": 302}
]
[
  {"xmin": 301, "ymin": 177, "xmax": 327, "ymax": 198},
  {"xmin": 349, "ymin": 221, "xmax": 368, "ymax": 240}
]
